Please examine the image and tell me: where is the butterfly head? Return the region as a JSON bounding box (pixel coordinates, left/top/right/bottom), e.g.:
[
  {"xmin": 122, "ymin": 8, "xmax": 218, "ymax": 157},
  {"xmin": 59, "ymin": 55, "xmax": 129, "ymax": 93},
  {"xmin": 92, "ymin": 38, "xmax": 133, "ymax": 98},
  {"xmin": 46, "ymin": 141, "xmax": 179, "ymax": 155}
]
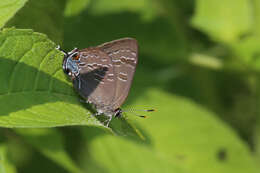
[{"xmin": 62, "ymin": 48, "xmax": 80, "ymax": 79}]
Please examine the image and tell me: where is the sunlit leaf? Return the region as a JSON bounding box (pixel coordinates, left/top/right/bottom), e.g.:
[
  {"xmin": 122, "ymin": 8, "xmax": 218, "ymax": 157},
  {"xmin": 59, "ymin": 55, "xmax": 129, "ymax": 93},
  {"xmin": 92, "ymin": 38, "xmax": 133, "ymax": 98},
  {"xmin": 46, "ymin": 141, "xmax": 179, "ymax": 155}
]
[
  {"xmin": 192, "ymin": 0, "xmax": 252, "ymax": 43},
  {"xmin": 0, "ymin": 28, "xmax": 99, "ymax": 128},
  {"xmin": 80, "ymin": 89, "xmax": 258, "ymax": 173},
  {"xmin": 0, "ymin": 143, "xmax": 17, "ymax": 173},
  {"xmin": 0, "ymin": 0, "xmax": 28, "ymax": 28},
  {"xmin": 65, "ymin": 0, "xmax": 91, "ymax": 17}
]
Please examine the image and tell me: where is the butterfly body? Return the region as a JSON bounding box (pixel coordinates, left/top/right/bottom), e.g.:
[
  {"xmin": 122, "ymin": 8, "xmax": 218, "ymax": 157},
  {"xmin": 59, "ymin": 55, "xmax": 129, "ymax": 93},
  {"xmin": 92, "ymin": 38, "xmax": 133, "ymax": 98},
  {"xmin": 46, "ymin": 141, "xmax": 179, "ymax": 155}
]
[{"xmin": 61, "ymin": 38, "xmax": 138, "ymax": 125}]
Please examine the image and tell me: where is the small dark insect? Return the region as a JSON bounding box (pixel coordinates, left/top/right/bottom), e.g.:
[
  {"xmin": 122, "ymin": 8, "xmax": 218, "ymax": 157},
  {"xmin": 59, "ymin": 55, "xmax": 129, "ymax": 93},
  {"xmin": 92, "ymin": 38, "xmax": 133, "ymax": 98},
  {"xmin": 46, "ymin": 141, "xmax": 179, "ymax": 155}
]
[
  {"xmin": 57, "ymin": 38, "xmax": 153, "ymax": 126},
  {"xmin": 217, "ymin": 148, "xmax": 227, "ymax": 161}
]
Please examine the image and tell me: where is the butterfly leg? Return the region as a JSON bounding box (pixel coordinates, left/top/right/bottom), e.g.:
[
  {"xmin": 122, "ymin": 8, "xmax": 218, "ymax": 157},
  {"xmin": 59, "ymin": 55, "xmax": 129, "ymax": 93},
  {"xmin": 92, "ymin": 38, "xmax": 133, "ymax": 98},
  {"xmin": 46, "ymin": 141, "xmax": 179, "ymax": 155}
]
[
  {"xmin": 114, "ymin": 108, "xmax": 122, "ymax": 118},
  {"xmin": 104, "ymin": 115, "xmax": 113, "ymax": 127},
  {"xmin": 91, "ymin": 112, "xmax": 98, "ymax": 117},
  {"xmin": 78, "ymin": 98, "xmax": 86, "ymax": 103},
  {"xmin": 75, "ymin": 75, "xmax": 81, "ymax": 89},
  {"xmin": 91, "ymin": 113, "xmax": 112, "ymax": 127}
]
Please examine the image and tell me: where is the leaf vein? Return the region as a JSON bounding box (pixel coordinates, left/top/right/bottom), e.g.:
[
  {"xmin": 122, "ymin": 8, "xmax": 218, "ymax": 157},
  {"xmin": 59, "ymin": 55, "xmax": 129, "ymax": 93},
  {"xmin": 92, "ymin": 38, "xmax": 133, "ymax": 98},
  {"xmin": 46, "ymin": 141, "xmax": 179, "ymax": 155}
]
[
  {"xmin": 24, "ymin": 109, "xmax": 64, "ymax": 123},
  {"xmin": 8, "ymin": 39, "xmax": 48, "ymax": 93},
  {"xmin": 49, "ymin": 68, "xmax": 63, "ymax": 92},
  {"xmin": 33, "ymin": 48, "xmax": 55, "ymax": 91}
]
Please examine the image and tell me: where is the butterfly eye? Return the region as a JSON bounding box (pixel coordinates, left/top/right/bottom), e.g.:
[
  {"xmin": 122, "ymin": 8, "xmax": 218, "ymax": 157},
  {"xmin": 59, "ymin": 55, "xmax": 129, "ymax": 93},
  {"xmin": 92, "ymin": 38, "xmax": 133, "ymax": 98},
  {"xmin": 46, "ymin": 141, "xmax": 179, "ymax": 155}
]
[
  {"xmin": 63, "ymin": 67, "xmax": 71, "ymax": 75},
  {"xmin": 72, "ymin": 54, "xmax": 79, "ymax": 60}
]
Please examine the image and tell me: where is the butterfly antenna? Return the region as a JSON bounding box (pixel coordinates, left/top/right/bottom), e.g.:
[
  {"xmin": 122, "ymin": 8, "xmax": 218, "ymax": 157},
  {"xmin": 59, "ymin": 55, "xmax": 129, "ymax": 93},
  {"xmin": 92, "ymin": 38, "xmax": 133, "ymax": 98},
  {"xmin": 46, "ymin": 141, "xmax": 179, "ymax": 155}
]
[
  {"xmin": 121, "ymin": 108, "xmax": 155, "ymax": 118},
  {"xmin": 56, "ymin": 45, "xmax": 68, "ymax": 56}
]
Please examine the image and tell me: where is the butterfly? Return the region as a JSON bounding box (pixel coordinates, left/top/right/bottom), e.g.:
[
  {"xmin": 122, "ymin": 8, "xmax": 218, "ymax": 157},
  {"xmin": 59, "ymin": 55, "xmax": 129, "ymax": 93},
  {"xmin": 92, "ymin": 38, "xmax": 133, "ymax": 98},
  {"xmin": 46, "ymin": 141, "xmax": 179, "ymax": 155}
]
[{"xmin": 57, "ymin": 38, "xmax": 139, "ymax": 126}]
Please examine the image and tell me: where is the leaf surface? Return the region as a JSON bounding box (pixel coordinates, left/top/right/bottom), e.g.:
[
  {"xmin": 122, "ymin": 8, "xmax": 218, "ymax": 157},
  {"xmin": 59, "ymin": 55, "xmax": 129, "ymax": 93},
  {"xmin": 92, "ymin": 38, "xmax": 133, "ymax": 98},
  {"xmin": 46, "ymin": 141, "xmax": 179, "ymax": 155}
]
[
  {"xmin": 0, "ymin": 0, "xmax": 28, "ymax": 28},
  {"xmin": 80, "ymin": 89, "xmax": 258, "ymax": 173}
]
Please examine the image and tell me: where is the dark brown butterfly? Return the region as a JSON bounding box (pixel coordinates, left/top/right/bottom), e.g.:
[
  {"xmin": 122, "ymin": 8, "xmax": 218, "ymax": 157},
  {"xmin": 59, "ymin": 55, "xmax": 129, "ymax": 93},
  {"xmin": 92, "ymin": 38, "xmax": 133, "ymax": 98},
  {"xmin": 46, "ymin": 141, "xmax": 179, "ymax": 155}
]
[{"xmin": 58, "ymin": 38, "xmax": 138, "ymax": 126}]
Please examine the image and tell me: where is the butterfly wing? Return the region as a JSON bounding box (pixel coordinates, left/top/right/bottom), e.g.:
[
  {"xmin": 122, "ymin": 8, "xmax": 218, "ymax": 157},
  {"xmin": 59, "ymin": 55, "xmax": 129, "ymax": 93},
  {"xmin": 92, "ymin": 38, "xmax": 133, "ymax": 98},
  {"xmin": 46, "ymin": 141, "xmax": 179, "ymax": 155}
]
[
  {"xmin": 98, "ymin": 38, "xmax": 138, "ymax": 110},
  {"xmin": 74, "ymin": 48, "xmax": 116, "ymax": 108}
]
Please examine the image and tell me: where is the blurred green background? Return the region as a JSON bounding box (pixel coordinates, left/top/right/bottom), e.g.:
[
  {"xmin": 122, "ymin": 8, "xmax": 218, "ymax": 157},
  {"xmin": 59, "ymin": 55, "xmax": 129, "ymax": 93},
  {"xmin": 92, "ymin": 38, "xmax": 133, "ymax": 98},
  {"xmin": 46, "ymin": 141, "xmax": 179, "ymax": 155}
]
[{"xmin": 1, "ymin": 0, "xmax": 260, "ymax": 172}]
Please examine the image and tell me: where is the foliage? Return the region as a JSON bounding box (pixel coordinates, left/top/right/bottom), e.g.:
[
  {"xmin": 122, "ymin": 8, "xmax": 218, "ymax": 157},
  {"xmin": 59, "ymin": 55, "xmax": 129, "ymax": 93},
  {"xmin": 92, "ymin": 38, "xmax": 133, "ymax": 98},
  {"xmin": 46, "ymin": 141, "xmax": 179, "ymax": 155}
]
[
  {"xmin": 0, "ymin": 0, "xmax": 260, "ymax": 172},
  {"xmin": 0, "ymin": 0, "xmax": 28, "ymax": 28}
]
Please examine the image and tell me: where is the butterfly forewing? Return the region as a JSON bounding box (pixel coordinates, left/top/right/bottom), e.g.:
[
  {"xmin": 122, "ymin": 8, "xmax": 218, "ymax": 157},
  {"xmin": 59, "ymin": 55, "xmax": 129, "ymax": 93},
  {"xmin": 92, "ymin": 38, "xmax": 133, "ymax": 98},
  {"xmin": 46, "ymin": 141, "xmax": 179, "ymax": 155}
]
[{"xmin": 98, "ymin": 38, "xmax": 138, "ymax": 110}]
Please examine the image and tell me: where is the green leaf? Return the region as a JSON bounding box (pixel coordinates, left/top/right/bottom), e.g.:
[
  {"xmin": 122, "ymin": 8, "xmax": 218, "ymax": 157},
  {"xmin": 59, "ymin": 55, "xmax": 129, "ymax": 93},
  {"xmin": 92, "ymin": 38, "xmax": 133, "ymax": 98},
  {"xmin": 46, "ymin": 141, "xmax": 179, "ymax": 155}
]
[
  {"xmin": 6, "ymin": 0, "xmax": 65, "ymax": 44},
  {"xmin": 191, "ymin": 0, "xmax": 252, "ymax": 43},
  {"xmin": 229, "ymin": 0, "xmax": 260, "ymax": 70},
  {"xmin": 0, "ymin": 28, "xmax": 100, "ymax": 128},
  {"xmin": 15, "ymin": 128, "xmax": 83, "ymax": 173},
  {"xmin": 80, "ymin": 89, "xmax": 258, "ymax": 173},
  {"xmin": 65, "ymin": 0, "xmax": 91, "ymax": 17},
  {"xmin": 230, "ymin": 36, "xmax": 260, "ymax": 70},
  {"xmin": 254, "ymin": 82, "xmax": 260, "ymax": 168},
  {"xmin": 81, "ymin": 128, "xmax": 189, "ymax": 173},
  {"xmin": 0, "ymin": 0, "xmax": 28, "ymax": 28},
  {"xmin": 254, "ymin": 119, "xmax": 260, "ymax": 166},
  {"xmin": 88, "ymin": 0, "xmax": 157, "ymax": 20},
  {"xmin": 0, "ymin": 143, "xmax": 17, "ymax": 173},
  {"xmin": 211, "ymin": 0, "xmax": 260, "ymax": 70},
  {"xmin": 252, "ymin": 0, "xmax": 260, "ymax": 37}
]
